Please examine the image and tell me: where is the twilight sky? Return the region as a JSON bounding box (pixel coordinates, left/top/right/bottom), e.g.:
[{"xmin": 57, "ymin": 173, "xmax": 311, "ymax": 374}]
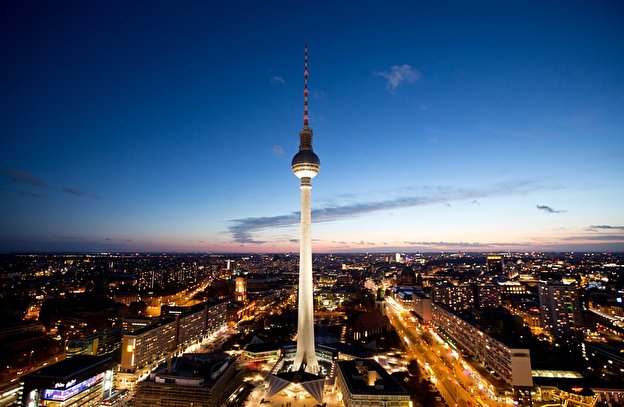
[{"xmin": 1, "ymin": 1, "xmax": 623, "ymax": 253}]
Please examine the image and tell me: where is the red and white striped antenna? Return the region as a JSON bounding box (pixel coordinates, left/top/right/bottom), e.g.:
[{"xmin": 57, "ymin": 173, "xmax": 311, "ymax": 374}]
[{"xmin": 303, "ymin": 44, "xmax": 309, "ymax": 128}]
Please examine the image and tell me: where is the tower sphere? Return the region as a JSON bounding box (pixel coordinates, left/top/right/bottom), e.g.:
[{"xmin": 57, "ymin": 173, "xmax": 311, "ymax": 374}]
[{"xmin": 292, "ymin": 149, "xmax": 320, "ymax": 179}]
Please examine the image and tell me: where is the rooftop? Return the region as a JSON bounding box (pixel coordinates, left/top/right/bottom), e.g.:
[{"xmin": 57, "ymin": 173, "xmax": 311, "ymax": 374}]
[
  {"xmin": 150, "ymin": 353, "xmax": 234, "ymax": 386},
  {"xmin": 23, "ymin": 355, "xmax": 113, "ymax": 384},
  {"xmin": 336, "ymin": 359, "xmax": 408, "ymax": 396}
]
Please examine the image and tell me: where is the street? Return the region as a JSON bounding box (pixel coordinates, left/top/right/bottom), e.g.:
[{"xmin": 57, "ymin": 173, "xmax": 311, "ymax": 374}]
[{"xmin": 385, "ymin": 297, "xmax": 509, "ymax": 407}]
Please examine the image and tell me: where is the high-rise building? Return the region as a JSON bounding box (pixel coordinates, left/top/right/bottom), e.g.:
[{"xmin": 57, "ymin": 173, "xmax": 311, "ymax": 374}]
[
  {"xmin": 118, "ymin": 301, "xmax": 228, "ymax": 388},
  {"xmin": 291, "ymin": 44, "xmax": 321, "ymax": 375},
  {"xmin": 486, "ymin": 255, "xmax": 505, "ymax": 275},
  {"xmin": 538, "ymin": 281, "xmax": 581, "ymax": 341},
  {"xmin": 431, "ymin": 303, "xmax": 533, "ymax": 390}
]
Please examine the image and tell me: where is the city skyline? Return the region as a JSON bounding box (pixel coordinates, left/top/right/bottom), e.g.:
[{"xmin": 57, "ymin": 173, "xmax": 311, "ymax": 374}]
[{"xmin": 1, "ymin": 1, "xmax": 623, "ymax": 253}]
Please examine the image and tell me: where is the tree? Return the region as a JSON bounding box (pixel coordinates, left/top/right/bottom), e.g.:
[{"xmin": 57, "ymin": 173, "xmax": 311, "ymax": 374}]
[
  {"xmin": 422, "ymin": 331, "xmax": 434, "ymax": 346},
  {"xmin": 407, "ymin": 359, "xmax": 421, "ymax": 379}
]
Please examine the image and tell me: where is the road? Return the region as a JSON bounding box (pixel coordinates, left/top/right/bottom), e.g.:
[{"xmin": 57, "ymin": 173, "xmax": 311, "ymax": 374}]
[
  {"xmin": 385, "ymin": 298, "xmax": 507, "ymax": 407},
  {"xmin": 0, "ymin": 353, "xmax": 67, "ymax": 407}
]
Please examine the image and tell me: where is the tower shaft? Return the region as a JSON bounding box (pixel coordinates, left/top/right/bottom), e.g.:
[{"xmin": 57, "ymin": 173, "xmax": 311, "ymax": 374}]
[
  {"xmin": 292, "ymin": 180, "xmax": 319, "ymax": 374},
  {"xmin": 291, "ymin": 44, "xmax": 320, "ymax": 375}
]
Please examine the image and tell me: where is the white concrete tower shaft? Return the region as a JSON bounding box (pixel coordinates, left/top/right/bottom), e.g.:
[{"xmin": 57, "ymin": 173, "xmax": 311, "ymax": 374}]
[{"xmin": 291, "ymin": 45, "xmax": 320, "ymax": 374}]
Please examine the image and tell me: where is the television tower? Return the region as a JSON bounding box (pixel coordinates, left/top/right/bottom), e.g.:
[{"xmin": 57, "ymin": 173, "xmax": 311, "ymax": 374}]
[{"xmin": 291, "ymin": 44, "xmax": 320, "ymax": 374}]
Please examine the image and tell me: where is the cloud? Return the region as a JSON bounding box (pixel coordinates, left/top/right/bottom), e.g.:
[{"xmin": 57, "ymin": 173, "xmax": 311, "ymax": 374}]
[
  {"xmin": 562, "ymin": 235, "xmax": 624, "ymax": 241},
  {"xmin": 403, "ymin": 241, "xmax": 528, "ymax": 248},
  {"xmin": 586, "ymin": 225, "xmax": 624, "ymax": 231},
  {"xmin": 17, "ymin": 190, "xmax": 46, "ymax": 198},
  {"xmin": 469, "ymin": 200, "xmax": 480, "ymax": 205},
  {"xmin": 62, "ymin": 187, "xmax": 85, "ymax": 196},
  {"xmin": 353, "ymin": 241, "xmax": 376, "ymax": 246},
  {"xmin": 272, "ymin": 145, "xmax": 284, "ymax": 156},
  {"xmin": 1, "ymin": 167, "xmax": 47, "ymax": 187},
  {"xmin": 444, "ymin": 202, "xmax": 452, "ymax": 207},
  {"xmin": 229, "ymin": 180, "xmax": 542, "ymax": 243},
  {"xmin": 62, "ymin": 187, "xmax": 101, "ymax": 199},
  {"xmin": 375, "ymin": 64, "xmax": 421, "ymax": 91},
  {"xmin": 536, "ymin": 204, "xmax": 566, "ymax": 214},
  {"xmin": 270, "ymin": 75, "xmax": 286, "ymax": 85}
]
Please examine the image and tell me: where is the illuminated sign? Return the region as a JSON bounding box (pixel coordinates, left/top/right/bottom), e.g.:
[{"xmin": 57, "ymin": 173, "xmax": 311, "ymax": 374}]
[
  {"xmin": 43, "ymin": 373, "xmax": 103, "ymax": 401},
  {"xmin": 54, "ymin": 379, "xmax": 76, "ymax": 389}
]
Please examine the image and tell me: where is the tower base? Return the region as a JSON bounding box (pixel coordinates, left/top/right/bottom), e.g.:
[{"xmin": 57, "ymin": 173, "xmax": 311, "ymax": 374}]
[
  {"xmin": 264, "ymin": 348, "xmax": 334, "ymax": 404},
  {"xmin": 266, "ymin": 370, "xmax": 325, "ymax": 403}
]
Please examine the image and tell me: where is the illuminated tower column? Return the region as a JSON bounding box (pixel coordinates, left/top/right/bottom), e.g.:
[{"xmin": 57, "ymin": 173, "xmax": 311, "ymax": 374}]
[{"xmin": 291, "ymin": 45, "xmax": 320, "ymax": 375}]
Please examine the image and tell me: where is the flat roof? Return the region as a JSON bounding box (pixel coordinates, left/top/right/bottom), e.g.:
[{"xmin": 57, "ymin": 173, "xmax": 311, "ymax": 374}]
[
  {"xmin": 336, "ymin": 359, "xmax": 408, "ymax": 396},
  {"xmin": 151, "ymin": 353, "xmax": 234, "ymax": 386},
  {"xmin": 128, "ymin": 317, "xmax": 176, "ymax": 335},
  {"xmin": 22, "ymin": 355, "xmax": 114, "ymax": 387}
]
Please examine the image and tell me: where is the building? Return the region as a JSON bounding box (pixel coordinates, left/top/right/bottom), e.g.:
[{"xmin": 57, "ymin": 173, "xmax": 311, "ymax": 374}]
[
  {"xmin": 487, "ymin": 255, "xmax": 505, "ymax": 275},
  {"xmin": 162, "ymin": 302, "xmax": 217, "ymax": 349},
  {"xmin": 234, "ymin": 276, "xmax": 247, "ymax": 303},
  {"xmin": 120, "ymin": 301, "xmax": 228, "ymax": 376},
  {"xmin": 66, "ymin": 328, "xmax": 121, "ymax": 357},
  {"xmin": 20, "ymin": 355, "xmax": 115, "ymax": 406},
  {"xmin": 393, "ymin": 287, "xmax": 415, "ymax": 309},
  {"xmin": 431, "ymin": 303, "xmax": 533, "ymax": 392},
  {"xmin": 497, "ymin": 281, "xmax": 530, "ymax": 295},
  {"xmin": 375, "ymin": 287, "xmax": 386, "ymax": 316},
  {"xmin": 476, "ymin": 283, "xmax": 502, "ymax": 309},
  {"xmin": 412, "ymin": 291, "xmax": 432, "ymax": 322},
  {"xmin": 397, "ymin": 265, "xmax": 416, "ymax": 286},
  {"xmin": 335, "ymin": 359, "xmax": 410, "ymax": 407},
  {"xmin": 352, "ymin": 310, "xmax": 390, "ymax": 341},
  {"xmin": 0, "ymin": 321, "xmax": 44, "ymax": 341},
  {"xmin": 122, "ymin": 317, "xmax": 157, "ymax": 334},
  {"xmin": 431, "ymin": 282, "xmax": 475, "ymax": 311},
  {"xmin": 205, "ymin": 300, "xmax": 228, "ymax": 334},
  {"xmin": 120, "ymin": 318, "xmax": 177, "ymax": 374},
  {"xmin": 134, "ymin": 353, "xmax": 243, "ymax": 407},
  {"xmin": 538, "ymin": 281, "xmax": 582, "ymax": 341},
  {"xmin": 176, "ymin": 306, "xmax": 207, "ymax": 348}
]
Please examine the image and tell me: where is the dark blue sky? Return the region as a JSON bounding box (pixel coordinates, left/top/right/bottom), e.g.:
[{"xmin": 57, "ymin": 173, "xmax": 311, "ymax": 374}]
[{"xmin": 1, "ymin": 1, "xmax": 623, "ymax": 252}]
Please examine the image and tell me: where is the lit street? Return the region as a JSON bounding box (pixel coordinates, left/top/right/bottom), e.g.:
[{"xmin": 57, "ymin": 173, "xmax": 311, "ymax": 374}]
[{"xmin": 385, "ymin": 297, "xmax": 510, "ymax": 407}]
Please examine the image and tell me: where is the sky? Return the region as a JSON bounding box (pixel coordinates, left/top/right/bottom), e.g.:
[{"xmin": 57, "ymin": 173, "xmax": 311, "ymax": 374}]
[{"xmin": 1, "ymin": 1, "xmax": 623, "ymax": 253}]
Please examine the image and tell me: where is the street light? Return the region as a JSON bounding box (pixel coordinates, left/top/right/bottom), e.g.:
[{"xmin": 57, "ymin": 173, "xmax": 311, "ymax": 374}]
[{"xmin": 29, "ymin": 350, "xmax": 34, "ymax": 368}]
